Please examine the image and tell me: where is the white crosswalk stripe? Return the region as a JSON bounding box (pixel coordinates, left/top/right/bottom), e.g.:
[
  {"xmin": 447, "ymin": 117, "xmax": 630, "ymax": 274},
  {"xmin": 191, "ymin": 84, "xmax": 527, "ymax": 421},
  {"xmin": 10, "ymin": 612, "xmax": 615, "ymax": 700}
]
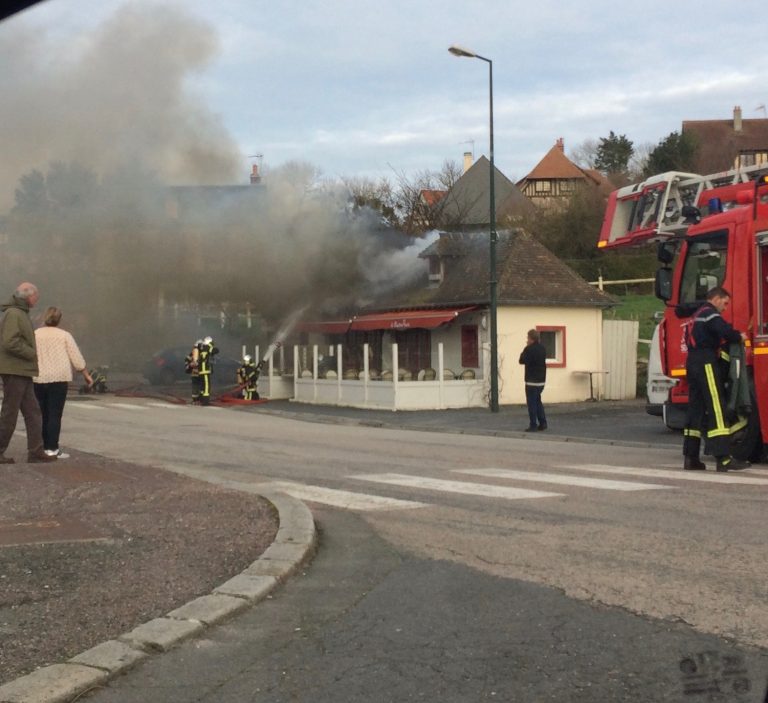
[
  {"xmin": 254, "ymin": 480, "xmax": 428, "ymax": 511},
  {"xmin": 455, "ymin": 468, "xmax": 672, "ymax": 491},
  {"xmin": 558, "ymin": 463, "xmax": 768, "ymax": 485},
  {"xmin": 350, "ymin": 473, "xmax": 564, "ymax": 501}
]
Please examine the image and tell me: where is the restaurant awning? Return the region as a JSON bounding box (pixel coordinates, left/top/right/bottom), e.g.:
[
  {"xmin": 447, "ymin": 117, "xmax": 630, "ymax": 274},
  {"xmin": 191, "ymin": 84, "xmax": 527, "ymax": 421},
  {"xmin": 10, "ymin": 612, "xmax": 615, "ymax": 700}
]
[{"xmin": 349, "ymin": 306, "xmax": 477, "ymax": 332}]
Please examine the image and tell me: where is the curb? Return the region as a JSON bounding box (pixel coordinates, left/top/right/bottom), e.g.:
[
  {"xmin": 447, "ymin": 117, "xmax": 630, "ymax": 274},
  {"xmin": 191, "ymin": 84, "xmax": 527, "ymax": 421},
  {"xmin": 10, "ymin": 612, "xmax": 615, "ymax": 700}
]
[{"xmin": 0, "ymin": 491, "xmax": 316, "ymax": 703}]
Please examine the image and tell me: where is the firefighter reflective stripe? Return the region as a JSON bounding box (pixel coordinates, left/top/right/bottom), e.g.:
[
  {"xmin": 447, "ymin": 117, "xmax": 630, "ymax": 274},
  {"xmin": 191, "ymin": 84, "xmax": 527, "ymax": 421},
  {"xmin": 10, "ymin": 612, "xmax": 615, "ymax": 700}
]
[
  {"xmin": 719, "ymin": 350, "xmax": 731, "ymax": 362},
  {"xmin": 704, "ymin": 363, "xmax": 728, "ymax": 437},
  {"xmin": 684, "ymin": 428, "xmax": 701, "ymax": 438},
  {"xmin": 730, "ymin": 416, "xmax": 748, "ymax": 433},
  {"xmin": 201, "ymin": 374, "xmax": 210, "ymax": 397}
]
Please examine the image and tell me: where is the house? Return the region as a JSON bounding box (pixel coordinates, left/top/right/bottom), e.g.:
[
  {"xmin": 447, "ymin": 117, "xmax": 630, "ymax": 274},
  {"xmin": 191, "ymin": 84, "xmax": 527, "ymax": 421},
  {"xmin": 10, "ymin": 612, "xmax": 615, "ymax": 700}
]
[
  {"xmin": 683, "ymin": 106, "xmax": 768, "ymax": 173},
  {"xmin": 432, "ymin": 155, "xmax": 534, "ymax": 229},
  {"xmin": 517, "ymin": 138, "xmax": 613, "ymax": 207},
  {"xmin": 295, "ymin": 228, "xmax": 615, "ymax": 409}
]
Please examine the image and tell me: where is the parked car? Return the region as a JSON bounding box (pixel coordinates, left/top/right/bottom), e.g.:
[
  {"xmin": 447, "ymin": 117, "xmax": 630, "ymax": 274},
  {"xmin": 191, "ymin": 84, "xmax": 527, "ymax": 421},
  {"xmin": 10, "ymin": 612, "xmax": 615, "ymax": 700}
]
[{"xmin": 143, "ymin": 346, "xmax": 242, "ymax": 386}]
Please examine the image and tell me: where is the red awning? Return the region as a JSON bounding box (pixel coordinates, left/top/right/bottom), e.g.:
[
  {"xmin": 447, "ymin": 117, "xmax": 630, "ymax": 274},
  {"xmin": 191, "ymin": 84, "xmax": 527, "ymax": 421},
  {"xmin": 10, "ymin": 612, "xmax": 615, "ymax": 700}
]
[
  {"xmin": 296, "ymin": 320, "xmax": 351, "ymax": 334},
  {"xmin": 349, "ymin": 307, "xmax": 477, "ymax": 332}
]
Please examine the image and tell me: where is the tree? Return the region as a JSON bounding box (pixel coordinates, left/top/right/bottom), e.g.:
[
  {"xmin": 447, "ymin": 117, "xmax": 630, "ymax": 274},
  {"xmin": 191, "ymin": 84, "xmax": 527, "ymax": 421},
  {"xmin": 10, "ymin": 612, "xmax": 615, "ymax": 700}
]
[
  {"xmin": 643, "ymin": 131, "xmax": 698, "ymax": 176},
  {"xmin": 569, "ymin": 138, "xmax": 599, "ymax": 170},
  {"xmin": 595, "ymin": 131, "xmax": 634, "ymax": 177}
]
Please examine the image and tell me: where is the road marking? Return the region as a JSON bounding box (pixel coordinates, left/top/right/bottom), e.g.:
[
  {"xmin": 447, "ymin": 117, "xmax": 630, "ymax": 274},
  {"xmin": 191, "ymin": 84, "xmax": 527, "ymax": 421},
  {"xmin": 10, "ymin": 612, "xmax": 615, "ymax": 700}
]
[
  {"xmin": 109, "ymin": 403, "xmax": 147, "ymax": 411},
  {"xmin": 350, "ymin": 473, "xmax": 564, "ymax": 500},
  {"xmin": 455, "ymin": 468, "xmax": 672, "ymax": 492},
  {"xmin": 558, "ymin": 463, "xmax": 768, "ymax": 485},
  {"xmin": 147, "ymin": 402, "xmax": 186, "ymax": 409},
  {"xmin": 68, "ymin": 403, "xmax": 102, "ymax": 411},
  {"xmin": 254, "ymin": 481, "xmax": 428, "ymax": 511}
]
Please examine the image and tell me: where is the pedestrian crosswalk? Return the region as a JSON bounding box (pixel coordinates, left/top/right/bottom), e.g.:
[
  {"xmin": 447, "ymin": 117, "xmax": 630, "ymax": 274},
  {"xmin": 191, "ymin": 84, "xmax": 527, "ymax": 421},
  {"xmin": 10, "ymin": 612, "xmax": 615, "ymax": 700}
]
[{"xmin": 65, "ymin": 399, "xmax": 768, "ymax": 512}]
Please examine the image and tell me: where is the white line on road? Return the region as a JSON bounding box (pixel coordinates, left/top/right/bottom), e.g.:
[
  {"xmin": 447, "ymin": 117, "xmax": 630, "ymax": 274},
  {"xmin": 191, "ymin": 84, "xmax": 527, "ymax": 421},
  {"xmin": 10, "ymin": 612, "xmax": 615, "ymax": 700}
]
[
  {"xmin": 68, "ymin": 403, "xmax": 103, "ymax": 410},
  {"xmin": 108, "ymin": 403, "xmax": 147, "ymax": 411},
  {"xmin": 254, "ymin": 481, "xmax": 429, "ymax": 511},
  {"xmin": 147, "ymin": 402, "xmax": 186, "ymax": 409},
  {"xmin": 455, "ymin": 468, "xmax": 672, "ymax": 492},
  {"xmin": 350, "ymin": 473, "xmax": 564, "ymax": 501},
  {"xmin": 558, "ymin": 464, "xmax": 768, "ymax": 485}
]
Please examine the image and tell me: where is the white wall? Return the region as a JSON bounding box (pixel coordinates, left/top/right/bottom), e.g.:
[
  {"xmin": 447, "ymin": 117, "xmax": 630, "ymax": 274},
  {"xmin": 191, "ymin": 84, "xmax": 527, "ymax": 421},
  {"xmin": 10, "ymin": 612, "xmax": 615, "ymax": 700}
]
[{"xmin": 496, "ymin": 306, "xmax": 604, "ymax": 404}]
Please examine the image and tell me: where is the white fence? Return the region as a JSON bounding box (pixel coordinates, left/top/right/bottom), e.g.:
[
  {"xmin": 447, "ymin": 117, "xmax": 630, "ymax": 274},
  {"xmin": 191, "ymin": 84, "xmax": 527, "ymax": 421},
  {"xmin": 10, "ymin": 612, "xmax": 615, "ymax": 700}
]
[
  {"xmin": 288, "ymin": 342, "xmax": 487, "ymax": 410},
  {"xmin": 602, "ymin": 319, "xmax": 638, "ymax": 400}
]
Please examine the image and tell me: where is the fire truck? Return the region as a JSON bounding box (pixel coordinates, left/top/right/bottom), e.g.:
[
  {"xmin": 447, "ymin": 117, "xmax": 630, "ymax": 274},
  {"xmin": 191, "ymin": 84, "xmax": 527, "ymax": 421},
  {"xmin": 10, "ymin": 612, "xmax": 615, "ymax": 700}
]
[{"xmin": 598, "ymin": 163, "xmax": 768, "ymax": 461}]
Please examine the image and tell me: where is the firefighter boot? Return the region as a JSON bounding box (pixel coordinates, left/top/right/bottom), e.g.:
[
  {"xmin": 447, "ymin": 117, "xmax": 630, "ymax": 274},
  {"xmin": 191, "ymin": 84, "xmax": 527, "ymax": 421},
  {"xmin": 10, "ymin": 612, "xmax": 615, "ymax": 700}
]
[
  {"xmin": 716, "ymin": 456, "xmax": 750, "ymax": 472},
  {"xmin": 683, "ymin": 456, "xmax": 706, "ymax": 471}
]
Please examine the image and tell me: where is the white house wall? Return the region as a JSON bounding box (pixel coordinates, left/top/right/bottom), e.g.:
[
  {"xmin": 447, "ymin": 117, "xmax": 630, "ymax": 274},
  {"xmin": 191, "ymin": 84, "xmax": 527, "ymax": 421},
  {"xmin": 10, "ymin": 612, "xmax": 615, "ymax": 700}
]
[{"xmin": 496, "ymin": 306, "xmax": 604, "ymax": 405}]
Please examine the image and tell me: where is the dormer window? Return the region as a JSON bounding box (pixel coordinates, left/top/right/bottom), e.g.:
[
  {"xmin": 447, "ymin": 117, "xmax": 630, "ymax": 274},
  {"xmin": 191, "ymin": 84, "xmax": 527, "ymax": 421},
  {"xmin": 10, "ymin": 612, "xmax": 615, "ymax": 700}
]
[{"xmin": 428, "ymin": 256, "xmax": 444, "ymax": 283}]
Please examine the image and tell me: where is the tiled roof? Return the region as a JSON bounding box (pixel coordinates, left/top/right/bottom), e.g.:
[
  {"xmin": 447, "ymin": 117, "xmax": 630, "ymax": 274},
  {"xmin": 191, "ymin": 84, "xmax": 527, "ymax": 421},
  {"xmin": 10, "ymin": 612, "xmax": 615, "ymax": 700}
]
[
  {"xmin": 439, "ymin": 156, "xmax": 533, "ymax": 225},
  {"xmin": 371, "ymin": 229, "xmax": 614, "ymax": 310},
  {"xmin": 683, "ymin": 117, "xmax": 768, "ymax": 173},
  {"xmin": 420, "ymin": 189, "xmax": 447, "ymax": 207},
  {"xmin": 520, "ymin": 143, "xmax": 589, "ymax": 181}
]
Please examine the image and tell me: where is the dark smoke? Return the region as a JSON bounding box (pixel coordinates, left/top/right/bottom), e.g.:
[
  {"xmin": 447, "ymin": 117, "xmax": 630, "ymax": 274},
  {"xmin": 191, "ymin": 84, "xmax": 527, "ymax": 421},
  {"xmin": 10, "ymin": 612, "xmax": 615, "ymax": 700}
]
[{"xmin": 0, "ymin": 4, "xmax": 431, "ymax": 368}]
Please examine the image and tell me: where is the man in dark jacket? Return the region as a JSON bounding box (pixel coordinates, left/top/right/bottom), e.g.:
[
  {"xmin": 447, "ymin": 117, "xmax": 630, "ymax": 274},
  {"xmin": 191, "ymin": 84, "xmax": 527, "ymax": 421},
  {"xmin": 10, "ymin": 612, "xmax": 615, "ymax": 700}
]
[
  {"xmin": 0, "ymin": 282, "xmax": 56, "ymax": 463},
  {"xmin": 683, "ymin": 286, "xmax": 748, "ymax": 472},
  {"xmin": 519, "ymin": 329, "xmax": 548, "ymax": 432}
]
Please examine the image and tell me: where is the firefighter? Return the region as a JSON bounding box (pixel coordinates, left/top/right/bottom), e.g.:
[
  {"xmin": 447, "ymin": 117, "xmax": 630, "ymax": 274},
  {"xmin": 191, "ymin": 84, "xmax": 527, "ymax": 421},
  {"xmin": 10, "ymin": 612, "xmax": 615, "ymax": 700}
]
[
  {"xmin": 683, "ymin": 286, "xmax": 750, "ymax": 472},
  {"xmin": 196, "ymin": 336, "xmax": 219, "ymax": 406},
  {"xmin": 185, "ymin": 340, "xmax": 202, "ymax": 404},
  {"xmin": 237, "ymin": 354, "xmax": 260, "ymax": 400}
]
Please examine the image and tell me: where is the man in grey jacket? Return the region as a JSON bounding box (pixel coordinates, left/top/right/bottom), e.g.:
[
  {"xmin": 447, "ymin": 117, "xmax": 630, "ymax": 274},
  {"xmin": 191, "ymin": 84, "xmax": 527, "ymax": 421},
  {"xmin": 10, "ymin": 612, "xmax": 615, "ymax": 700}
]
[{"xmin": 0, "ymin": 282, "xmax": 56, "ymax": 463}]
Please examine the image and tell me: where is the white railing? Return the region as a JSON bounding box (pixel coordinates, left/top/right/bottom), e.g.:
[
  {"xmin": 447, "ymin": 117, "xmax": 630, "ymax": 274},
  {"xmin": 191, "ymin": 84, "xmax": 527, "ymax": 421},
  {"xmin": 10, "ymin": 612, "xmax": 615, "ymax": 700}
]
[{"xmin": 290, "ymin": 342, "xmax": 487, "ymax": 410}]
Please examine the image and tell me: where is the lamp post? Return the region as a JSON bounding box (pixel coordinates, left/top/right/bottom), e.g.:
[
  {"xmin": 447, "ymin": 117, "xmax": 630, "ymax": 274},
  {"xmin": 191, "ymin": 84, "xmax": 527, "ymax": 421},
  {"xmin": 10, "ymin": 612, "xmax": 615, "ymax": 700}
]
[{"xmin": 448, "ymin": 45, "xmax": 499, "ymax": 412}]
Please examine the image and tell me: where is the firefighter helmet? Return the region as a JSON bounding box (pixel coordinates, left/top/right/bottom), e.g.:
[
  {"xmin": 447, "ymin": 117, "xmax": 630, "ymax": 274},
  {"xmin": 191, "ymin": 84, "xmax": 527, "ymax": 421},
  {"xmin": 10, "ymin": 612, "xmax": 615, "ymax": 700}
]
[
  {"xmin": 203, "ymin": 336, "xmax": 213, "ymax": 344},
  {"xmin": 243, "ymin": 354, "xmax": 252, "ymax": 363}
]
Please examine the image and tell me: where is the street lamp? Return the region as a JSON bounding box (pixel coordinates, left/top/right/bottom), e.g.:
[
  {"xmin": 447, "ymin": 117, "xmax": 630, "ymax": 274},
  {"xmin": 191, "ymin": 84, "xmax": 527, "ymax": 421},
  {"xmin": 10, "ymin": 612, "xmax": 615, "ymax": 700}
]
[{"xmin": 448, "ymin": 44, "xmax": 499, "ymax": 413}]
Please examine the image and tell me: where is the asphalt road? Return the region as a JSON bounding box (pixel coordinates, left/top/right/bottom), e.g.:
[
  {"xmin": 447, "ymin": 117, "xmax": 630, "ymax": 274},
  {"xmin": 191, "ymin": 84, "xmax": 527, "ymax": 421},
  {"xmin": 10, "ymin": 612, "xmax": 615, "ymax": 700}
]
[{"xmin": 38, "ymin": 395, "xmax": 768, "ymax": 701}]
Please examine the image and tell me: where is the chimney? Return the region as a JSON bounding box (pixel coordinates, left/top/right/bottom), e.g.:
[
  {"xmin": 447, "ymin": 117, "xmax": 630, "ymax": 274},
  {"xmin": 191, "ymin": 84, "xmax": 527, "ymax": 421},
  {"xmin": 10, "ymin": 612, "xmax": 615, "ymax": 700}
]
[
  {"xmin": 734, "ymin": 105, "xmax": 743, "ymax": 132},
  {"xmin": 463, "ymin": 151, "xmax": 473, "ymax": 173},
  {"xmin": 250, "ymin": 164, "xmax": 262, "ymax": 184},
  {"xmin": 556, "ymin": 137, "xmax": 565, "ymax": 152}
]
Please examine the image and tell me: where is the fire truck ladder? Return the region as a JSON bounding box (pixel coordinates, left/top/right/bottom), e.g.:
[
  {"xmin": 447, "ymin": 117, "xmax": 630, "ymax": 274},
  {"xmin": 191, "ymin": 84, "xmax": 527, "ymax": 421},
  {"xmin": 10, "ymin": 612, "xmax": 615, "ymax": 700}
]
[{"xmin": 601, "ymin": 163, "xmax": 768, "ymax": 248}]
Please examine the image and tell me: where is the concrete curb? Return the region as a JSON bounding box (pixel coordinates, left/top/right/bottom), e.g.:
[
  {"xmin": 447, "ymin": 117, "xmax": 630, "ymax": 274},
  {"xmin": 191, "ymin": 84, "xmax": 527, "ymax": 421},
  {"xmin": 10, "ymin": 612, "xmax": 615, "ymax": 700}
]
[{"xmin": 0, "ymin": 491, "xmax": 316, "ymax": 703}]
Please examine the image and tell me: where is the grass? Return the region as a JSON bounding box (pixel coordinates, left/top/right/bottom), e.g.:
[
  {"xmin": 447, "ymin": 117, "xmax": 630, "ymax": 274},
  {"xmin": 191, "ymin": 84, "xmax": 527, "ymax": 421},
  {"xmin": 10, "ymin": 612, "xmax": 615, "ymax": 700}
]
[{"xmin": 603, "ymin": 293, "xmax": 665, "ymax": 344}]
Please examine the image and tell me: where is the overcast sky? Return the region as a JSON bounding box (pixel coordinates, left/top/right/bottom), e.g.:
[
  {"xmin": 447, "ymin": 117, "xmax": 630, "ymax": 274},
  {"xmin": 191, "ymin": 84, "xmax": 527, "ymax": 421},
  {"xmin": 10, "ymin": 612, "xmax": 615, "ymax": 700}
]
[{"xmin": 3, "ymin": 0, "xmax": 768, "ymax": 193}]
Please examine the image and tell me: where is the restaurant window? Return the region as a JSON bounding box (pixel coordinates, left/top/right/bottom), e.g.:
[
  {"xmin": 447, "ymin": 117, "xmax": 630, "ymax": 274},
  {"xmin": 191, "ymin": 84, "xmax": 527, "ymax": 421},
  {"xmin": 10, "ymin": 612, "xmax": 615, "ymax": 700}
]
[
  {"xmin": 395, "ymin": 330, "xmax": 431, "ymax": 376},
  {"xmin": 537, "ymin": 326, "xmax": 566, "ymax": 367},
  {"xmin": 461, "ymin": 325, "xmax": 479, "ymax": 367}
]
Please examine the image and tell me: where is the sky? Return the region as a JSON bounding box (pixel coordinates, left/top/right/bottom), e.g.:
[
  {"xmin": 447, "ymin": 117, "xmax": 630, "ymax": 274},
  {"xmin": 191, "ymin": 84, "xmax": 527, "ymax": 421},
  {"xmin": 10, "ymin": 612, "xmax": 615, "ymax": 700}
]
[{"xmin": 2, "ymin": 0, "xmax": 768, "ymax": 206}]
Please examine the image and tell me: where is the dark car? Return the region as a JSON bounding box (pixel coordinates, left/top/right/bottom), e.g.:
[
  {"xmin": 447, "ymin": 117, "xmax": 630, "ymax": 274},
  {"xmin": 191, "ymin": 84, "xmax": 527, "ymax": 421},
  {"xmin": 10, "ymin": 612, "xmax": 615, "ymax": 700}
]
[{"xmin": 143, "ymin": 347, "xmax": 243, "ymax": 386}]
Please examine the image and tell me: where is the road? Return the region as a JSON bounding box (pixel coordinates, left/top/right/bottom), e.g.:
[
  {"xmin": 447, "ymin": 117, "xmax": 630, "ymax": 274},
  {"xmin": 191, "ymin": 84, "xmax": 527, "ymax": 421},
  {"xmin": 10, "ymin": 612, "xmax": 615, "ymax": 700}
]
[{"xmin": 55, "ymin": 396, "xmax": 768, "ymax": 701}]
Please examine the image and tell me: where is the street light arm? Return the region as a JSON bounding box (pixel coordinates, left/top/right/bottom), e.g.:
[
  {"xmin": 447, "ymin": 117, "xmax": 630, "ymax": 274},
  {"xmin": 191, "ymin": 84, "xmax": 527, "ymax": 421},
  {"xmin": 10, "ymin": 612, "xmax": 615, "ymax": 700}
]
[{"xmin": 448, "ymin": 45, "xmax": 490, "ymax": 64}]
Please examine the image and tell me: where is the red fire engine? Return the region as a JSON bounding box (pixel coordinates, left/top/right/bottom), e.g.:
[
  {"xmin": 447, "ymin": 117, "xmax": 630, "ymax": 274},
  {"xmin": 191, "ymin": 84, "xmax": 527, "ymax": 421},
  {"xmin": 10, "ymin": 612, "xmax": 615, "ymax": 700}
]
[{"xmin": 598, "ymin": 164, "xmax": 768, "ymax": 461}]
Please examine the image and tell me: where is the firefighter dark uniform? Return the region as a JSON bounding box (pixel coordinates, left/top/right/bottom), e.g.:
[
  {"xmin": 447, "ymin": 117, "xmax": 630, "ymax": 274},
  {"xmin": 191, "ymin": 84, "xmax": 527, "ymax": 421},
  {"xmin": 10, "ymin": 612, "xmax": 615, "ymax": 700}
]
[
  {"xmin": 197, "ymin": 337, "xmax": 218, "ymax": 406},
  {"xmin": 237, "ymin": 356, "xmax": 260, "ymax": 400},
  {"xmin": 185, "ymin": 341, "xmax": 202, "ymax": 404},
  {"xmin": 683, "ymin": 302, "xmax": 745, "ymax": 471}
]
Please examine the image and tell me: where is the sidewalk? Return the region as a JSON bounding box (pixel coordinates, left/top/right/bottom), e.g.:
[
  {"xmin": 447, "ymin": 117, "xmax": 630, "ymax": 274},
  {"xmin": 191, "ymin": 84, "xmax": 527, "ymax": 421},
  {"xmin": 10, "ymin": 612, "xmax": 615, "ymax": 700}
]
[
  {"xmin": 240, "ymin": 397, "xmax": 681, "ymax": 449},
  {"xmin": 0, "ymin": 447, "xmax": 281, "ymax": 687}
]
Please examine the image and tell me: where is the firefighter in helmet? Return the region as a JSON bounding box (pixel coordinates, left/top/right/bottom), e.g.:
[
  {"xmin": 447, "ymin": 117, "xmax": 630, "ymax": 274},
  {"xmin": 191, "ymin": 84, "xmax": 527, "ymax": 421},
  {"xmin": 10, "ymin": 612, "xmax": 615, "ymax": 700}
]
[
  {"xmin": 683, "ymin": 286, "xmax": 749, "ymax": 472},
  {"xmin": 237, "ymin": 354, "xmax": 260, "ymax": 400},
  {"xmin": 185, "ymin": 339, "xmax": 203, "ymax": 404},
  {"xmin": 196, "ymin": 336, "xmax": 219, "ymax": 406}
]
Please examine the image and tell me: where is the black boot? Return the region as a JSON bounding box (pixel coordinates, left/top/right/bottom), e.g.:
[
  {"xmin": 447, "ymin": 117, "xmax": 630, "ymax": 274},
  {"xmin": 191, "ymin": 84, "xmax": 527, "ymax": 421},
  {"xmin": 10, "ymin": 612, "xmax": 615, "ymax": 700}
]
[
  {"xmin": 683, "ymin": 456, "xmax": 706, "ymax": 471},
  {"xmin": 716, "ymin": 456, "xmax": 750, "ymax": 472}
]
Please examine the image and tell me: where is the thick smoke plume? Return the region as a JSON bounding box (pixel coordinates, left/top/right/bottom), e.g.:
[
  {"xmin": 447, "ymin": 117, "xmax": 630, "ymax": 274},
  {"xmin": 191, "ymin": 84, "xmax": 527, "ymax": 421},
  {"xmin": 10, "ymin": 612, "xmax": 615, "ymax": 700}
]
[
  {"xmin": 0, "ymin": 3, "xmax": 240, "ymax": 212},
  {"xmin": 0, "ymin": 4, "xmax": 431, "ymax": 367}
]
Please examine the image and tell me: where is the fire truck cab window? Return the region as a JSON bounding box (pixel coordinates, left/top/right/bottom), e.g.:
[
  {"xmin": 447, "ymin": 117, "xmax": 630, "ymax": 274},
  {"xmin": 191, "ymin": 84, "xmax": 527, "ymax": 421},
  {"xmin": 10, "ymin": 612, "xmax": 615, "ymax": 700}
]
[{"xmin": 679, "ymin": 231, "xmax": 728, "ymax": 304}]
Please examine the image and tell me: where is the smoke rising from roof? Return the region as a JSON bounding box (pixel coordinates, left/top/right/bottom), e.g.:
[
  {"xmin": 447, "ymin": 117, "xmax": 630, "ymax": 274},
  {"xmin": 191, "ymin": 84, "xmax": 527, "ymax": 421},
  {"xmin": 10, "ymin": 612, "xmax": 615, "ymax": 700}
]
[{"xmin": 0, "ymin": 4, "xmax": 432, "ymax": 367}]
